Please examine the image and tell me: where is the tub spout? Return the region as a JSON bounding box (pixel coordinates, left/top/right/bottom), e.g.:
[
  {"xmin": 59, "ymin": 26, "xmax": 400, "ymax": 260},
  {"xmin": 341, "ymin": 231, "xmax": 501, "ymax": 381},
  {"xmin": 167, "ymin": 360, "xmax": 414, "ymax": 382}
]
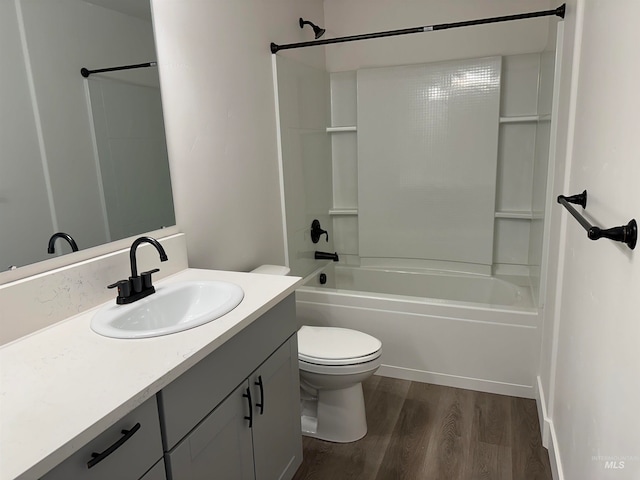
[{"xmin": 315, "ymin": 251, "xmax": 339, "ymax": 262}]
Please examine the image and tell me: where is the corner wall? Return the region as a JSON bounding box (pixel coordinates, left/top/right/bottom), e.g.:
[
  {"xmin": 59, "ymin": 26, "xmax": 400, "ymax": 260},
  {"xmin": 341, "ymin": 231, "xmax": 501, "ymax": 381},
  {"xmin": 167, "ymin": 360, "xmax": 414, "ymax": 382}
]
[
  {"xmin": 151, "ymin": 0, "xmax": 325, "ymax": 272},
  {"xmin": 538, "ymin": 1, "xmax": 640, "ymax": 478}
]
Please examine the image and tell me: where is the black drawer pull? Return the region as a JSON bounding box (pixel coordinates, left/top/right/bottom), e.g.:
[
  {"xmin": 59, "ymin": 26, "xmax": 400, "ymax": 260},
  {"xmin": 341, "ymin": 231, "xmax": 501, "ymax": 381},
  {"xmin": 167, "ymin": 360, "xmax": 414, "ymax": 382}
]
[
  {"xmin": 243, "ymin": 387, "xmax": 253, "ymax": 428},
  {"xmin": 87, "ymin": 423, "xmax": 141, "ymax": 469},
  {"xmin": 255, "ymin": 376, "xmax": 264, "ymax": 415}
]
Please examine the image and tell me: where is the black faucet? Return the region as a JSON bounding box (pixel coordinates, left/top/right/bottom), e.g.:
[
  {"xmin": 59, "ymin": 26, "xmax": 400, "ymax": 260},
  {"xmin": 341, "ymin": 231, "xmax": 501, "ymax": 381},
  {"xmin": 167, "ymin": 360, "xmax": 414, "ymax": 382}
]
[
  {"xmin": 108, "ymin": 236, "xmax": 168, "ymax": 305},
  {"xmin": 47, "ymin": 232, "xmax": 79, "ymax": 253},
  {"xmin": 311, "ymin": 219, "xmax": 328, "ymax": 243},
  {"xmin": 315, "ymin": 251, "xmax": 339, "ymax": 262}
]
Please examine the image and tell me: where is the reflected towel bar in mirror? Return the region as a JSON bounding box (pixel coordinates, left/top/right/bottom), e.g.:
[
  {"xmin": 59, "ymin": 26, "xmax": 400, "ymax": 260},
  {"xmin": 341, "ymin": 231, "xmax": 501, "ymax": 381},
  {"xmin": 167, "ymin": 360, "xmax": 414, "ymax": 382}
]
[
  {"xmin": 557, "ymin": 190, "xmax": 637, "ymax": 250},
  {"xmin": 81, "ymin": 61, "xmax": 157, "ymax": 78}
]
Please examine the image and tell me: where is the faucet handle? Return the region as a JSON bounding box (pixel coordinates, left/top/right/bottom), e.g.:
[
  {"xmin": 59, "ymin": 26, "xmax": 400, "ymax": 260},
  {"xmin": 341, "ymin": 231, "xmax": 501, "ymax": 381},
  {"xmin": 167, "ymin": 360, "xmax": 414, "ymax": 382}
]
[
  {"xmin": 108, "ymin": 279, "xmax": 132, "ymax": 299},
  {"xmin": 141, "ymin": 269, "xmax": 160, "ymax": 289},
  {"xmin": 311, "ymin": 219, "xmax": 329, "ymax": 243}
]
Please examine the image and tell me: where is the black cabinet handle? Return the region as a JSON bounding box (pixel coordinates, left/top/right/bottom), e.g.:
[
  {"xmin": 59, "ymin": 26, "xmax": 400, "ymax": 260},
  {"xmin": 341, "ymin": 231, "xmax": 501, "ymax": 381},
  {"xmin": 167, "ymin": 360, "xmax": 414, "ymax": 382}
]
[
  {"xmin": 255, "ymin": 375, "xmax": 264, "ymax": 415},
  {"xmin": 243, "ymin": 387, "xmax": 253, "ymax": 428},
  {"xmin": 87, "ymin": 423, "xmax": 140, "ymax": 469}
]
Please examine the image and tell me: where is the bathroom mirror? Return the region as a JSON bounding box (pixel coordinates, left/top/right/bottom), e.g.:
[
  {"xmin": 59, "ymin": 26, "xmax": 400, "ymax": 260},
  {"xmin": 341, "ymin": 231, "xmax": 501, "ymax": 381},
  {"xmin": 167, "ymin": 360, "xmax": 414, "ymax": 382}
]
[{"xmin": 0, "ymin": 0, "xmax": 175, "ymax": 272}]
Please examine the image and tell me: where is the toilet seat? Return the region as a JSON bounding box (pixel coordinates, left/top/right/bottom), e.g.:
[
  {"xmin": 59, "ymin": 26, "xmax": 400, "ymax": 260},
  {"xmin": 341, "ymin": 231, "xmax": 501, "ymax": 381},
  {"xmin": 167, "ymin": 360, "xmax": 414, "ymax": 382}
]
[{"xmin": 298, "ymin": 326, "xmax": 382, "ymax": 366}]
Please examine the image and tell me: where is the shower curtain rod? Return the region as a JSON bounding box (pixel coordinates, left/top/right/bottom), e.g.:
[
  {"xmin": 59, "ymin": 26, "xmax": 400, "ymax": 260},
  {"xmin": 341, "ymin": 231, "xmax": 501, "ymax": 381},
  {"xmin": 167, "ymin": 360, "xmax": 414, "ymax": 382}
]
[
  {"xmin": 80, "ymin": 61, "xmax": 157, "ymax": 78},
  {"xmin": 271, "ymin": 4, "xmax": 565, "ymax": 53}
]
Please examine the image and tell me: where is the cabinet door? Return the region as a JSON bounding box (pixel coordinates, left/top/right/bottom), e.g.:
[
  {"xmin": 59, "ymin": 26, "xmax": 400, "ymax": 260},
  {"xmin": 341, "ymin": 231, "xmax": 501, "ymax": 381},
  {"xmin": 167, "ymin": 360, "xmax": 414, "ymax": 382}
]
[
  {"xmin": 251, "ymin": 337, "xmax": 302, "ymax": 480},
  {"xmin": 165, "ymin": 381, "xmax": 254, "ymax": 480}
]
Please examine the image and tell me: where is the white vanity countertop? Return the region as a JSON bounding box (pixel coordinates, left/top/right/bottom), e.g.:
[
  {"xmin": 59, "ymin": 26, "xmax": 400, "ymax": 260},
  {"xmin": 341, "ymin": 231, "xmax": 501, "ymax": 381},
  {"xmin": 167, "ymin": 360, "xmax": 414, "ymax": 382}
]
[{"xmin": 0, "ymin": 268, "xmax": 303, "ymax": 480}]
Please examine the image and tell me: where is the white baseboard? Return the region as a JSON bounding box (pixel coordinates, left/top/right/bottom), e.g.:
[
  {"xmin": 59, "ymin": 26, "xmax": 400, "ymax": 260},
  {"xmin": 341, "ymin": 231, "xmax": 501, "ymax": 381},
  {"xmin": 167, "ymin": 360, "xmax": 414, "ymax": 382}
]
[
  {"xmin": 377, "ymin": 365, "xmax": 534, "ymax": 398},
  {"xmin": 536, "ymin": 375, "xmax": 564, "ymax": 480},
  {"xmin": 536, "ymin": 376, "xmax": 551, "ymax": 447},
  {"xmin": 547, "ymin": 419, "xmax": 564, "ymax": 480}
]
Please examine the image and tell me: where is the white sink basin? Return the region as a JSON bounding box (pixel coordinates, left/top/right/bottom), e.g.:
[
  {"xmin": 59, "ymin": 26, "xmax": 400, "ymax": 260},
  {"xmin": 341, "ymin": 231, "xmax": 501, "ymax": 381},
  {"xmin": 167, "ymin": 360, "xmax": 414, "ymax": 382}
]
[{"xmin": 91, "ymin": 281, "xmax": 244, "ymax": 339}]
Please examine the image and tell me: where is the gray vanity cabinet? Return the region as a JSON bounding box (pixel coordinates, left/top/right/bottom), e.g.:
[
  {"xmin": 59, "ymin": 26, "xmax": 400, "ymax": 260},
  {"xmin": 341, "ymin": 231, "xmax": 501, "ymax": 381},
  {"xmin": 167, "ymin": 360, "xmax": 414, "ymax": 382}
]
[
  {"xmin": 37, "ymin": 294, "xmax": 300, "ymax": 480},
  {"xmin": 165, "ymin": 337, "xmax": 300, "ymax": 480},
  {"xmin": 159, "ymin": 295, "xmax": 302, "ymax": 480}
]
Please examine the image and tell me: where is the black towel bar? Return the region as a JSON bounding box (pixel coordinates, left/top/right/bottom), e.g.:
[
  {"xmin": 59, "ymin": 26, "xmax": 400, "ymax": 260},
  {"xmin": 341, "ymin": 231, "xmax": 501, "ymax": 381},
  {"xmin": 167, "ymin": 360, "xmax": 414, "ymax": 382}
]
[{"xmin": 557, "ymin": 190, "xmax": 637, "ymax": 250}]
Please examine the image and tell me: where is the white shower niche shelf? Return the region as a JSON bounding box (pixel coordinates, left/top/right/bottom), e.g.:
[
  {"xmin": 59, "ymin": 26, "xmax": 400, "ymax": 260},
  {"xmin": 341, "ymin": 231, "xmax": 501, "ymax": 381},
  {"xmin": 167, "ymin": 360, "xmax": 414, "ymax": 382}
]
[
  {"xmin": 495, "ymin": 210, "xmax": 544, "ymax": 220},
  {"xmin": 329, "ymin": 208, "xmax": 358, "ymax": 216},
  {"xmin": 499, "ymin": 115, "xmax": 540, "ymax": 123},
  {"xmin": 326, "ymin": 126, "xmax": 357, "ymax": 133}
]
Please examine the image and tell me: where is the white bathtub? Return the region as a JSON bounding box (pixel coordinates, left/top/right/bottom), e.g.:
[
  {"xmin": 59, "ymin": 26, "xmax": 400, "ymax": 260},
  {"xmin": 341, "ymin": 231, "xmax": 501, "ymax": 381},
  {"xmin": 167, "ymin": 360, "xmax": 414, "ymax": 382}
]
[{"xmin": 296, "ymin": 265, "xmax": 540, "ymax": 398}]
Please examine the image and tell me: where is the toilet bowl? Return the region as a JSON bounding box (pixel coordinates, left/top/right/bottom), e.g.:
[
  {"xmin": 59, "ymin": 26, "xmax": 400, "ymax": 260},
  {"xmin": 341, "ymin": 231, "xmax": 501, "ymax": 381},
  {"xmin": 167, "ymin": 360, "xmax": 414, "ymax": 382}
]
[
  {"xmin": 250, "ymin": 265, "xmax": 382, "ymax": 443},
  {"xmin": 297, "ymin": 326, "xmax": 382, "ymax": 443}
]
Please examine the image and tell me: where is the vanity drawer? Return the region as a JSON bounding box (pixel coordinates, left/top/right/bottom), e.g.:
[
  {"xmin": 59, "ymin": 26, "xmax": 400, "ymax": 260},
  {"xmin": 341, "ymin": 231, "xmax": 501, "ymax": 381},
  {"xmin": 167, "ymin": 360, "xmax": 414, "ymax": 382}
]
[
  {"xmin": 41, "ymin": 396, "xmax": 163, "ymax": 480},
  {"xmin": 158, "ymin": 294, "xmax": 296, "ymax": 450}
]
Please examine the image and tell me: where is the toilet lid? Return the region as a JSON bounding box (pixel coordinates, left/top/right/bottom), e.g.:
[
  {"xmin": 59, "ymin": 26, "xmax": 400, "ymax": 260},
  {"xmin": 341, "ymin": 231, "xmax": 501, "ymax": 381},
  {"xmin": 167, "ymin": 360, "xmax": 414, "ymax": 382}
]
[{"xmin": 297, "ymin": 326, "xmax": 382, "ymax": 366}]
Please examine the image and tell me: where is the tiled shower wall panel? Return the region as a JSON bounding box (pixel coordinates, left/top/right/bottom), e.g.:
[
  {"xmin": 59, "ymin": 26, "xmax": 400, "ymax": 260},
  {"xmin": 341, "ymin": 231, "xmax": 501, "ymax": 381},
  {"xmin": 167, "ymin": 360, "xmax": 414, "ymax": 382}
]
[
  {"xmin": 329, "ymin": 54, "xmax": 545, "ymax": 271},
  {"xmin": 356, "ymin": 57, "xmax": 501, "ymax": 266}
]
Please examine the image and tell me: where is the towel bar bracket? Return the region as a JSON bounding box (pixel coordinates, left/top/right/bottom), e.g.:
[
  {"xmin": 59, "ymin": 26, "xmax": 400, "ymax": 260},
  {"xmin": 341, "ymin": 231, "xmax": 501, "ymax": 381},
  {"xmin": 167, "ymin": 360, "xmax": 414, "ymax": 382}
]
[{"xmin": 588, "ymin": 220, "xmax": 637, "ymax": 250}]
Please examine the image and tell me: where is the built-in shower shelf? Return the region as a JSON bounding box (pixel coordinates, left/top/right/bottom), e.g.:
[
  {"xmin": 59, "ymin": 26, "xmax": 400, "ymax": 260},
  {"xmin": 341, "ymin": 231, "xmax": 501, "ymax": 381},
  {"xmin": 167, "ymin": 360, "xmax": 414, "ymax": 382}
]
[
  {"xmin": 326, "ymin": 126, "xmax": 357, "ymax": 133},
  {"xmin": 329, "ymin": 208, "xmax": 358, "ymax": 216},
  {"xmin": 499, "ymin": 115, "xmax": 540, "ymax": 124},
  {"xmin": 495, "ymin": 210, "xmax": 534, "ymax": 219}
]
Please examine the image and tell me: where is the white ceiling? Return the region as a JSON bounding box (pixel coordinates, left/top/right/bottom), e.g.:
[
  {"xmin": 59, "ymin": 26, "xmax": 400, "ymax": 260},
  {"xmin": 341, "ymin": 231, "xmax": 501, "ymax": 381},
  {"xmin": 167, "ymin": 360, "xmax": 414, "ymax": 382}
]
[{"xmin": 83, "ymin": 0, "xmax": 152, "ymax": 22}]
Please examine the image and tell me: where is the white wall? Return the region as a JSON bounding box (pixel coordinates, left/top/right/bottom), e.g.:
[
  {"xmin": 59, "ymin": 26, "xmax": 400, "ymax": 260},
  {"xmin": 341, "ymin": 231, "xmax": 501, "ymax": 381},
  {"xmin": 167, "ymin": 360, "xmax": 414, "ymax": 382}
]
[
  {"xmin": 151, "ymin": 0, "xmax": 325, "ymax": 272},
  {"xmin": 323, "ymin": 0, "xmax": 552, "ymax": 72},
  {"xmin": 539, "ymin": 0, "xmax": 640, "ymax": 478}
]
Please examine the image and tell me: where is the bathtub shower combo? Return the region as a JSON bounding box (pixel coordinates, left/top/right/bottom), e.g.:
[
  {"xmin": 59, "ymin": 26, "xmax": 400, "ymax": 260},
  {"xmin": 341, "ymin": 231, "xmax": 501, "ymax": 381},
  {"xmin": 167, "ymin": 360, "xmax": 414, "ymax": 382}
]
[{"xmin": 274, "ymin": 8, "xmax": 562, "ymax": 401}]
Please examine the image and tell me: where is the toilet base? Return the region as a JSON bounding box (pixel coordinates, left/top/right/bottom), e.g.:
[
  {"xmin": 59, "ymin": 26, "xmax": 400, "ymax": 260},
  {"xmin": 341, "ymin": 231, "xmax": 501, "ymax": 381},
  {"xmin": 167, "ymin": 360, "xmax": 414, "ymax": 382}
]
[{"xmin": 300, "ymin": 383, "xmax": 368, "ymax": 443}]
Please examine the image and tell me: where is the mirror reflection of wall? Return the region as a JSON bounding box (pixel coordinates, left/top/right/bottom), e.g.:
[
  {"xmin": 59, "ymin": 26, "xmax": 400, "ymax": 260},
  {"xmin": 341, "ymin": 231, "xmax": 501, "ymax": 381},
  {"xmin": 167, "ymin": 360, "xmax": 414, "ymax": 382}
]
[{"xmin": 0, "ymin": 0, "xmax": 175, "ymax": 271}]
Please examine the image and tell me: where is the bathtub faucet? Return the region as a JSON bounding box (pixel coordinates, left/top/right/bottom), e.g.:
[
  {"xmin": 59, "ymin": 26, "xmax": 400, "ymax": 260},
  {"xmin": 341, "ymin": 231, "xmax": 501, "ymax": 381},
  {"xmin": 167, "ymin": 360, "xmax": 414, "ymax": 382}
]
[{"xmin": 315, "ymin": 251, "xmax": 339, "ymax": 262}]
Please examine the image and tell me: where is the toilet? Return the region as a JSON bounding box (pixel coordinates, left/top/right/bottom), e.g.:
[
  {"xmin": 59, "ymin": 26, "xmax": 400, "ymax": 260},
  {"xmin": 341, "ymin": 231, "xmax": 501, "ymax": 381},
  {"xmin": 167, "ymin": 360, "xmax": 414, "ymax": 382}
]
[
  {"xmin": 297, "ymin": 325, "xmax": 382, "ymax": 442},
  {"xmin": 251, "ymin": 265, "xmax": 383, "ymax": 443}
]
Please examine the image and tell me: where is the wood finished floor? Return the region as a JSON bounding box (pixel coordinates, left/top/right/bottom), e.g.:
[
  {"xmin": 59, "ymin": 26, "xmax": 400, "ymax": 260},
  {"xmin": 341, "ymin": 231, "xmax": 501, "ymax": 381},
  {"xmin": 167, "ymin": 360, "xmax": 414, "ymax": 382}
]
[{"xmin": 292, "ymin": 376, "xmax": 552, "ymax": 480}]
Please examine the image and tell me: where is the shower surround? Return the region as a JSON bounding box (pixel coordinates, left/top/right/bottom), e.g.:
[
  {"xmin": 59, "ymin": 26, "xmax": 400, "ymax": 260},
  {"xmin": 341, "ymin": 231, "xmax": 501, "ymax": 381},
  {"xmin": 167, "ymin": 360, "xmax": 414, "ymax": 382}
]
[{"xmin": 274, "ymin": 50, "xmax": 555, "ymax": 396}]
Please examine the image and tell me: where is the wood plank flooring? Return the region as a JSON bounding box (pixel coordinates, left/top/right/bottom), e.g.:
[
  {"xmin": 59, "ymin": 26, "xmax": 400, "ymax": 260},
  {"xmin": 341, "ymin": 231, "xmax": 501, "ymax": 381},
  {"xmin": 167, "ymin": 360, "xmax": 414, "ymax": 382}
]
[{"xmin": 292, "ymin": 376, "xmax": 552, "ymax": 480}]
